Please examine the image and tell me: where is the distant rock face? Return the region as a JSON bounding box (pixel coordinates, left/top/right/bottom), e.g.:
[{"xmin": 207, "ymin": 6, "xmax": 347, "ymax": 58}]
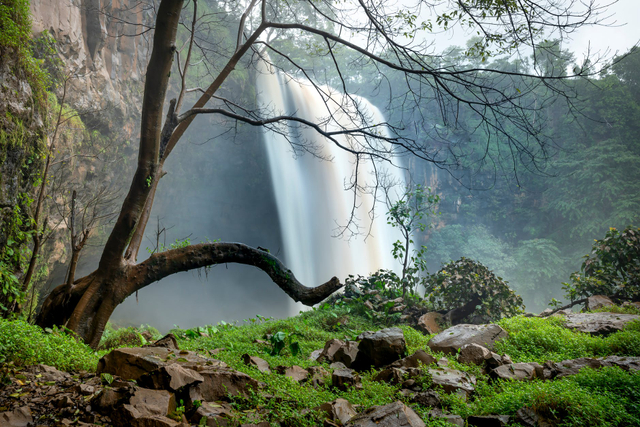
[
  {"xmin": 29, "ymin": 0, "xmax": 149, "ymax": 135},
  {"xmin": 563, "ymin": 312, "xmax": 640, "ymax": 336},
  {"xmin": 428, "ymin": 324, "xmax": 508, "ymax": 355}
]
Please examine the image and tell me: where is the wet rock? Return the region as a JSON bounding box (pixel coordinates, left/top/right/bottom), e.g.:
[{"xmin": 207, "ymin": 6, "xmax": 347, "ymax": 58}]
[
  {"xmin": 586, "ymin": 295, "xmax": 615, "ymax": 311},
  {"xmin": 467, "ymin": 415, "xmax": 510, "ymax": 426},
  {"xmin": 277, "ymin": 365, "xmax": 309, "ymax": 383},
  {"xmin": 417, "ymin": 312, "xmax": 443, "ymax": 335},
  {"xmin": 457, "ymin": 344, "xmax": 491, "ymax": 366},
  {"xmin": 112, "ymin": 388, "xmax": 177, "ymax": 427},
  {"xmin": 490, "ymin": 363, "xmax": 542, "ymax": 381},
  {"xmin": 189, "ymin": 401, "xmax": 234, "ymax": 426},
  {"xmin": 188, "ymin": 367, "xmax": 260, "ymax": 402},
  {"xmin": 563, "ymin": 312, "xmax": 640, "ymax": 336},
  {"xmin": 409, "ymin": 390, "xmax": 441, "ymax": 408},
  {"xmin": 346, "ymin": 401, "xmax": 425, "ymax": 427},
  {"xmin": 318, "ymin": 339, "xmax": 359, "ymax": 367},
  {"xmin": 318, "ymin": 398, "xmax": 358, "ymax": 424},
  {"xmin": 353, "ymin": 328, "xmax": 406, "ymax": 371},
  {"xmin": 428, "ymin": 367, "xmax": 476, "ymax": 397},
  {"xmin": 148, "ymin": 334, "xmax": 180, "ymax": 350},
  {"xmin": 332, "ymin": 368, "xmax": 361, "ymax": 392},
  {"xmin": 97, "ymin": 346, "xmax": 223, "ymax": 381},
  {"xmin": 242, "ymin": 354, "xmax": 271, "ymax": 373},
  {"xmin": 0, "ymin": 406, "xmax": 33, "ymax": 427},
  {"xmin": 139, "ymin": 363, "xmax": 204, "ymax": 392},
  {"xmin": 428, "ymin": 324, "xmax": 508, "ymax": 355},
  {"xmin": 391, "ymin": 350, "xmax": 437, "ymax": 369}
]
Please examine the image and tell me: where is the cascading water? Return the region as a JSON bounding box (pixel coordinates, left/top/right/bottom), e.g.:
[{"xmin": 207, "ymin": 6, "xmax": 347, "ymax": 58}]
[{"xmin": 257, "ymin": 61, "xmax": 408, "ymax": 294}]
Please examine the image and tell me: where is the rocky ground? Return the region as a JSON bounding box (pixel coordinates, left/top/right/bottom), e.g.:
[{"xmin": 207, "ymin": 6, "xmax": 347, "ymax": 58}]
[{"xmin": 1, "ymin": 296, "xmax": 639, "ymax": 427}]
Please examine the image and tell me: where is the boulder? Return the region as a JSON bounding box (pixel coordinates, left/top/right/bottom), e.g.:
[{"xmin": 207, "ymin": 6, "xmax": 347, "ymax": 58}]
[
  {"xmin": 278, "ymin": 365, "xmax": 309, "ymax": 383},
  {"xmin": 241, "ymin": 354, "xmax": 271, "ymax": 373},
  {"xmin": 428, "ymin": 324, "xmax": 507, "ymax": 355},
  {"xmin": 563, "ymin": 312, "xmax": 640, "ymax": 336},
  {"xmin": 417, "ymin": 312, "xmax": 443, "ymax": 334},
  {"xmin": 97, "ymin": 347, "xmax": 224, "ymax": 381},
  {"xmin": 586, "ymin": 295, "xmax": 615, "ymax": 311},
  {"xmin": 353, "ymin": 328, "xmax": 406, "ymax": 370},
  {"xmin": 467, "ymin": 415, "xmax": 510, "ymax": 426},
  {"xmin": 391, "ymin": 350, "xmax": 437, "ymax": 369},
  {"xmin": 138, "ymin": 363, "xmax": 204, "ymax": 391},
  {"xmin": 457, "ymin": 343, "xmax": 491, "ymax": 366},
  {"xmin": 431, "ymin": 414, "xmax": 464, "ymax": 426},
  {"xmin": 189, "ymin": 402, "xmax": 234, "ymax": 427},
  {"xmin": 331, "ymin": 368, "xmax": 361, "ymax": 392},
  {"xmin": 188, "ymin": 367, "xmax": 260, "ymax": 402},
  {"xmin": 307, "ymin": 366, "xmax": 330, "ymax": 387},
  {"xmin": 0, "ymin": 407, "xmax": 33, "ymax": 427},
  {"xmin": 374, "ymin": 367, "xmax": 407, "ymax": 385},
  {"xmin": 318, "ymin": 339, "xmax": 359, "ymax": 367},
  {"xmin": 409, "ymin": 390, "xmax": 441, "ymax": 408},
  {"xmin": 490, "ymin": 363, "xmax": 542, "ymax": 381},
  {"xmin": 427, "ymin": 367, "xmax": 476, "ymax": 396},
  {"xmin": 514, "ymin": 408, "xmax": 539, "ymax": 427},
  {"xmin": 318, "ymin": 398, "xmax": 358, "ymax": 424},
  {"xmin": 112, "ymin": 388, "xmax": 177, "ymax": 427},
  {"xmin": 148, "ymin": 334, "xmax": 180, "ymax": 350},
  {"xmin": 346, "ymin": 401, "xmax": 425, "ymax": 427}
]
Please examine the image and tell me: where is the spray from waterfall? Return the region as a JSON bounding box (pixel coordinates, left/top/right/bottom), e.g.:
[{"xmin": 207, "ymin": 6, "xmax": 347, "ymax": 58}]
[{"xmin": 256, "ymin": 60, "xmax": 408, "ymax": 293}]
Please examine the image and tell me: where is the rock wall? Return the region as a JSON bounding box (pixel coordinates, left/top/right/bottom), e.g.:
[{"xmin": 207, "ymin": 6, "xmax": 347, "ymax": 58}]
[{"xmin": 29, "ymin": 0, "xmax": 150, "ymax": 135}]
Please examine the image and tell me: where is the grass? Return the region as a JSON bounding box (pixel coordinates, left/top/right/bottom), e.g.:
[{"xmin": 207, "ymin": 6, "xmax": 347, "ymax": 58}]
[
  {"xmin": 494, "ymin": 315, "xmax": 640, "ymax": 363},
  {"xmin": 0, "ymin": 318, "xmax": 97, "ymax": 371}
]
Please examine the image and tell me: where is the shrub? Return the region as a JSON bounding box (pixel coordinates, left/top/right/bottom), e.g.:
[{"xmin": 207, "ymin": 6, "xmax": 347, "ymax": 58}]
[
  {"xmin": 0, "ymin": 318, "xmax": 97, "ymax": 371},
  {"xmin": 425, "ymin": 257, "xmax": 524, "ymax": 322}
]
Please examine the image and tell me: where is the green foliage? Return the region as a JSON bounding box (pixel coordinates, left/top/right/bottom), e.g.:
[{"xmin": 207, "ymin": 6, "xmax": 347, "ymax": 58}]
[
  {"xmin": 495, "ymin": 316, "xmax": 640, "ymax": 363},
  {"xmin": 98, "ymin": 323, "xmax": 161, "ymax": 351},
  {"xmin": 471, "ymin": 368, "xmax": 640, "ymax": 426},
  {"xmin": 268, "ymin": 330, "xmax": 301, "ymax": 357},
  {"xmin": 0, "ymin": 0, "xmax": 50, "ymax": 104},
  {"xmin": 0, "ymin": 318, "xmax": 97, "ymax": 371},
  {"xmin": 425, "ymin": 257, "xmax": 524, "ymax": 321}
]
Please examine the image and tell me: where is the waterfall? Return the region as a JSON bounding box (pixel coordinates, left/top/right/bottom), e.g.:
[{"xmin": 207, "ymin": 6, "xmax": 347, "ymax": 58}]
[{"xmin": 257, "ymin": 61, "xmax": 407, "ymax": 294}]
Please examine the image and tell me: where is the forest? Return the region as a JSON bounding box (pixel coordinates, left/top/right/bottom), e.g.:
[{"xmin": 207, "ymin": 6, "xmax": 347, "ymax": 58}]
[{"xmin": 0, "ymin": 0, "xmax": 639, "ymax": 425}]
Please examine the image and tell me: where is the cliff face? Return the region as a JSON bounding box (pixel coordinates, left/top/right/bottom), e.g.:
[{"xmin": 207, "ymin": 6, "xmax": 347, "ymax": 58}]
[{"xmin": 29, "ymin": 0, "xmax": 150, "ymax": 135}]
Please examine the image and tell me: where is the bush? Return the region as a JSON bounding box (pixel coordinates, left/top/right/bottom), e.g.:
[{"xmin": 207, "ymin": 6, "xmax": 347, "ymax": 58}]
[
  {"xmin": 561, "ymin": 226, "xmax": 640, "ymax": 304},
  {"xmin": 0, "ymin": 318, "xmax": 97, "ymax": 371},
  {"xmin": 98, "ymin": 323, "xmax": 161, "ymax": 351},
  {"xmin": 425, "ymin": 257, "xmax": 524, "ymax": 322}
]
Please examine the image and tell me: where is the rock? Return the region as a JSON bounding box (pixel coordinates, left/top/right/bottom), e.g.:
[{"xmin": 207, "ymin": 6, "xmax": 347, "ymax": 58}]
[
  {"xmin": 549, "ymin": 356, "xmax": 640, "ymax": 378},
  {"xmin": 279, "ymin": 365, "xmax": 309, "ymax": 383},
  {"xmin": 94, "ymin": 386, "xmax": 133, "ymax": 413},
  {"xmin": 563, "ymin": 312, "xmax": 640, "ymax": 336},
  {"xmin": 332, "ymin": 368, "xmax": 361, "ymax": 392},
  {"xmin": 27, "ymin": 364, "xmax": 70, "ymax": 382},
  {"xmin": 346, "ymin": 401, "xmax": 425, "ymax": 427},
  {"xmin": 318, "ymin": 398, "xmax": 358, "ymax": 424},
  {"xmin": 485, "ymin": 352, "xmax": 504, "ymax": 370},
  {"xmin": 551, "ymin": 308, "xmax": 574, "ymax": 317},
  {"xmin": 309, "ymin": 349, "xmax": 323, "ymax": 361},
  {"xmin": 318, "ymin": 339, "xmax": 359, "ymax": 367},
  {"xmin": 189, "ymin": 401, "xmax": 234, "ymax": 426},
  {"xmin": 501, "ymin": 354, "xmax": 513, "ymax": 365},
  {"xmin": 139, "ymin": 363, "xmax": 204, "ymax": 391},
  {"xmin": 353, "ymin": 328, "xmax": 406, "ymax": 370},
  {"xmin": 75, "ymin": 384, "xmax": 96, "ymax": 396},
  {"xmin": 0, "ymin": 406, "xmax": 33, "ymax": 427},
  {"xmin": 431, "ymin": 414, "xmax": 464, "ymax": 426},
  {"xmin": 457, "ymin": 343, "xmax": 491, "ymax": 366},
  {"xmin": 428, "ymin": 324, "xmax": 508, "ymax": 355},
  {"xmin": 188, "ymin": 367, "xmax": 260, "ymax": 402},
  {"xmin": 490, "ymin": 363, "xmax": 542, "ymax": 381},
  {"xmin": 148, "ymin": 334, "xmax": 180, "ymax": 350},
  {"xmin": 515, "ymin": 408, "xmax": 539, "ymax": 427},
  {"xmin": 586, "ymin": 295, "xmax": 615, "ymax": 311},
  {"xmin": 427, "ymin": 367, "xmax": 476, "ymax": 396},
  {"xmin": 391, "ymin": 350, "xmax": 437, "ymax": 369},
  {"xmin": 97, "ymin": 346, "xmax": 225, "ymax": 381},
  {"xmin": 436, "ymin": 357, "xmax": 449, "ymax": 367},
  {"xmin": 113, "ymin": 388, "xmax": 177, "ymax": 427},
  {"xmin": 364, "ymin": 300, "xmax": 375, "ymax": 310},
  {"xmin": 417, "ymin": 312, "xmax": 443, "ymax": 334},
  {"xmin": 373, "ymin": 367, "xmax": 406, "ymax": 385},
  {"xmin": 242, "ymin": 354, "xmax": 271, "ymax": 373},
  {"xmin": 391, "ymin": 304, "xmax": 407, "ymax": 313},
  {"xmin": 409, "ymin": 390, "xmax": 441, "ymax": 408},
  {"xmin": 308, "ymin": 366, "xmax": 330, "ymax": 387},
  {"xmin": 330, "ymin": 362, "xmax": 348, "ymax": 370},
  {"xmin": 467, "ymin": 415, "xmax": 510, "ymax": 426}
]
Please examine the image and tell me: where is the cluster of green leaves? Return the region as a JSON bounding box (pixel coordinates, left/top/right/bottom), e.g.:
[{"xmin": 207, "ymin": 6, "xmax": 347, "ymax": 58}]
[
  {"xmin": 561, "ymin": 226, "xmax": 640, "ymax": 303},
  {"xmin": 425, "ymin": 257, "xmax": 524, "ymax": 321},
  {"xmin": 0, "ymin": 318, "xmax": 97, "ymax": 371},
  {"xmin": 471, "ymin": 367, "xmax": 640, "ymax": 426},
  {"xmin": 494, "ymin": 316, "xmax": 640, "ymax": 363},
  {"xmin": 98, "ymin": 323, "xmax": 161, "ymax": 351},
  {"xmin": 0, "ymin": 0, "xmax": 50, "ymax": 104}
]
